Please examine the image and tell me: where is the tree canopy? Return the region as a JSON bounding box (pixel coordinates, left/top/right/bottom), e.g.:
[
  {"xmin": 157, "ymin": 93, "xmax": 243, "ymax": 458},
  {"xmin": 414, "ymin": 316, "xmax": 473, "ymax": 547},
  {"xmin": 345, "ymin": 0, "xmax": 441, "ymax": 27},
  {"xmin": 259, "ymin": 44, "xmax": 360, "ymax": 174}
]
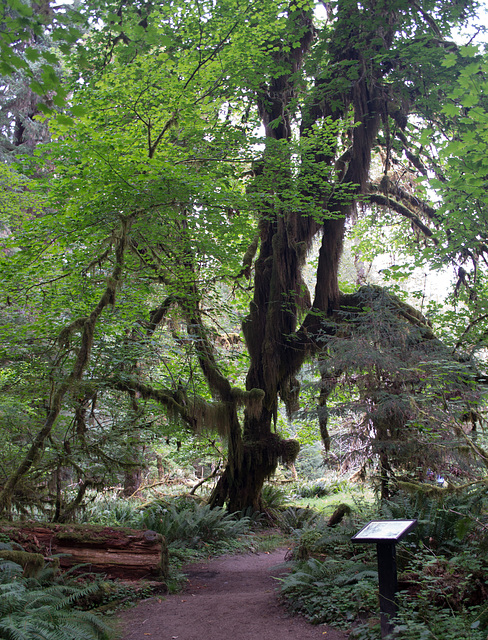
[{"xmin": 1, "ymin": 0, "xmax": 488, "ymax": 516}]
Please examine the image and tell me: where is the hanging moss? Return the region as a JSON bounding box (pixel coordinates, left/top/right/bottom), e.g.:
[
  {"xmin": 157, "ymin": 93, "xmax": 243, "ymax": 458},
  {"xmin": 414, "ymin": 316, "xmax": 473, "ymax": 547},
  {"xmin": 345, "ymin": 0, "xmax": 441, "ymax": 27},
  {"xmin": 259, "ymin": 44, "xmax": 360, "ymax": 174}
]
[
  {"xmin": 231, "ymin": 387, "xmax": 265, "ymax": 418},
  {"xmin": 241, "ymin": 434, "xmax": 299, "ymax": 469},
  {"xmin": 190, "ymin": 397, "xmax": 232, "ymax": 436},
  {"xmin": 280, "ymin": 375, "xmax": 300, "ymax": 418}
]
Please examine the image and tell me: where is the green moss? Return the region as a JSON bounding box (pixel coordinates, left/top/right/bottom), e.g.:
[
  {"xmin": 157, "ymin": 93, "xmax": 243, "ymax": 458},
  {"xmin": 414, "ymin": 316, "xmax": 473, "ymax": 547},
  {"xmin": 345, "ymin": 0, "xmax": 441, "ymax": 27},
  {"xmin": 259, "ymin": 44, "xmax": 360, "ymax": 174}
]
[
  {"xmin": 280, "ymin": 438, "xmax": 300, "ymax": 464},
  {"xmin": 397, "ymin": 481, "xmax": 449, "ymax": 496},
  {"xmin": 0, "ymin": 550, "xmax": 44, "ymax": 577},
  {"xmin": 55, "ymin": 530, "xmax": 111, "ymax": 544}
]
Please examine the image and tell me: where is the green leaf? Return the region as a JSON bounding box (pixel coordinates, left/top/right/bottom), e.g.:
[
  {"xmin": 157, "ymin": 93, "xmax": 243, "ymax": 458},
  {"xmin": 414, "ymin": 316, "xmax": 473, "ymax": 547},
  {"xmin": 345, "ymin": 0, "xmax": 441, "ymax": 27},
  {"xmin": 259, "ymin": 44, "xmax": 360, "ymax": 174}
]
[
  {"xmin": 0, "ymin": 62, "xmax": 15, "ymax": 75},
  {"xmin": 462, "ymin": 93, "xmax": 479, "ymax": 108},
  {"xmin": 36, "ymin": 103, "xmax": 52, "ymax": 115},
  {"xmin": 7, "ymin": 0, "xmax": 33, "ymax": 16},
  {"xmin": 24, "ymin": 47, "xmax": 41, "ymax": 62},
  {"xmin": 28, "ymin": 80, "xmax": 45, "ymax": 95},
  {"xmin": 441, "ymin": 52, "xmax": 457, "ymax": 68},
  {"xmin": 459, "ymin": 44, "xmax": 479, "ymax": 58},
  {"xmin": 442, "ymin": 102, "xmax": 459, "ymax": 117},
  {"xmin": 55, "ymin": 114, "xmax": 74, "ymax": 126},
  {"xmin": 70, "ymin": 105, "xmax": 87, "ymax": 117},
  {"xmin": 41, "ymin": 51, "xmax": 59, "ymax": 64}
]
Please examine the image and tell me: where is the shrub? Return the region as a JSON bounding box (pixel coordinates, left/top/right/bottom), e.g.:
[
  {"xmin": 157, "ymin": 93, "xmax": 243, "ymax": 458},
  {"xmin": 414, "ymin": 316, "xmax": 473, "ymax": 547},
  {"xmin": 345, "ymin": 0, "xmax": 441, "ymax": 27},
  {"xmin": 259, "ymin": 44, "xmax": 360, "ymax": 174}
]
[
  {"xmin": 381, "ymin": 487, "xmax": 487, "ymax": 554},
  {"xmin": 278, "ymin": 506, "xmax": 320, "ymax": 534},
  {"xmin": 294, "ymin": 480, "xmax": 329, "ymax": 498},
  {"xmin": 281, "ymin": 486, "xmax": 488, "ymax": 637},
  {"xmin": 261, "ymin": 483, "xmax": 290, "ymax": 513},
  {"xmin": 235, "ymin": 484, "xmax": 291, "ymax": 525},
  {"xmin": 81, "ymin": 495, "xmax": 142, "ymax": 526},
  {"xmin": 295, "ymin": 443, "xmax": 326, "ymax": 480}
]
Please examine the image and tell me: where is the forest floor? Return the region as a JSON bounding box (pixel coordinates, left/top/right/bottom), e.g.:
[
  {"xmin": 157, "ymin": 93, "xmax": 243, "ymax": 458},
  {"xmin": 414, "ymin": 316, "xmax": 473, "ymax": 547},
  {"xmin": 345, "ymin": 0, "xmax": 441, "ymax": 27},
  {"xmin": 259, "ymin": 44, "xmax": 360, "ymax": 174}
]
[{"xmin": 116, "ymin": 548, "xmax": 349, "ymax": 640}]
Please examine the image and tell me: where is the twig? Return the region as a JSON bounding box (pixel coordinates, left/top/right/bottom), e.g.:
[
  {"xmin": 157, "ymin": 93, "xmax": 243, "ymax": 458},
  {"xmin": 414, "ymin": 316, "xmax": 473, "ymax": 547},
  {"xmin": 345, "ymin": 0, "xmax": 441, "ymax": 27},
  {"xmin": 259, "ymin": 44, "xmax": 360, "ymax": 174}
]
[{"xmin": 189, "ymin": 464, "xmax": 222, "ymax": 495}]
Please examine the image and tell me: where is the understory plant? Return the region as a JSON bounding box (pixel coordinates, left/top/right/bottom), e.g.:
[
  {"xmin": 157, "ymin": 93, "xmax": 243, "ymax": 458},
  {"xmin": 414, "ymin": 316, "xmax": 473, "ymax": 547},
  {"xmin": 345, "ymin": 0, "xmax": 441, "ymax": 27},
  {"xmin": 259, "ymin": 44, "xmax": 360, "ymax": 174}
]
[
  {"xmin": 293, "ymin": 478, "xmax": 350, "ymax": 499},
  {"xmin": 278, "ymin": 506, "xmax": 321, "ymax": 534},
  {"xmin": 260, "ymin": 483, "xmax": 291, "ymax": 518},
  {"xmin": 381, "ymin": 485, "xmax": 487, "ymax": 554},
  {"xmin": 280, "ymin": 556, "xmax": 378, "ymax": 627},
  {"xmin": 81, "ymin": 495, "xmax": 143, "ymax": 526}
]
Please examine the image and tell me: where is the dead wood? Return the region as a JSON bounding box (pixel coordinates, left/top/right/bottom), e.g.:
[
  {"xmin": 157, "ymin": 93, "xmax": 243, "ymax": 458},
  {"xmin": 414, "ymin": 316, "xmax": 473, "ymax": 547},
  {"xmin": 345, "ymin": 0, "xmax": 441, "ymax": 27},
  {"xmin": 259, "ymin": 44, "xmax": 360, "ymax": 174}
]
[{"xmin": 0, "ymin": 522, "xmax": 168, "ymax": 580}]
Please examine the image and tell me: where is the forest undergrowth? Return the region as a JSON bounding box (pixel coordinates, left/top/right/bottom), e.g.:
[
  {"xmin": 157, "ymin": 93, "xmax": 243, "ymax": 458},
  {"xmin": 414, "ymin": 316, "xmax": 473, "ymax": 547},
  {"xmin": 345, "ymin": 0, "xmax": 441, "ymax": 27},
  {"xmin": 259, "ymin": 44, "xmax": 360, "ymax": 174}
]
[
  {"xmin": 2, "ymin": 478, "xmax": 487, "ymax": 639},
  {"xmin": 279, "ymin": 484, "xmax": 488, "ymax": 640}
]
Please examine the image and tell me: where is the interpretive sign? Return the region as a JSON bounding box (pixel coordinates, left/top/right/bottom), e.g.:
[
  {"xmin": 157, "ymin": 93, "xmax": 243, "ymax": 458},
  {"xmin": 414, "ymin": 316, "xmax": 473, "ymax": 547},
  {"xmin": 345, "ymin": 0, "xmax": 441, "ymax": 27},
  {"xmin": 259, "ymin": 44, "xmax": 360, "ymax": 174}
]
[
  {"xmin": 352, "ymin": 519, "xmax": 417, "ymax": 639},
  {"xmin": 352, "ymin": 519, "xmax": 417, "ymax": 543}
]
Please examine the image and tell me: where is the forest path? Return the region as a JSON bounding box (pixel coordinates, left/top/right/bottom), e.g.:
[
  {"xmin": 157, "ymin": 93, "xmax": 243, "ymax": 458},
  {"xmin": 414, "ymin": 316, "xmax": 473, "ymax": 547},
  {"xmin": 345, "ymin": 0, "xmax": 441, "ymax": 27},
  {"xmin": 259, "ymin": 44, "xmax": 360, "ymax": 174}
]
[{"xmin": 116, "ymin": 548, "xmax": 348, "ymax": 640}]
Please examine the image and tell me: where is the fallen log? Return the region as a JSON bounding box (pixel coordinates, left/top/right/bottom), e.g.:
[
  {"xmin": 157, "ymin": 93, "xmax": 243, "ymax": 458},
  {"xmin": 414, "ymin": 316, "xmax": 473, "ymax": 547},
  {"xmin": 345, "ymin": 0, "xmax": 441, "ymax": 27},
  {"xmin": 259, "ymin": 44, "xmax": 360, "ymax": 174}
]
[{"xmin": 0, "ymin": 522, "xmax": 168, "ymax": 580}]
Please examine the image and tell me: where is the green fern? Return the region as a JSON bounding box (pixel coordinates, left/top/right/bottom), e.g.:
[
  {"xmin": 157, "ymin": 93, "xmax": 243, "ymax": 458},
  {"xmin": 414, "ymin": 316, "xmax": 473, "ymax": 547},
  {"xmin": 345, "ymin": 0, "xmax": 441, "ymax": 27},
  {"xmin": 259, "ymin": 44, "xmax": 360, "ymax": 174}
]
[
  {"xmin": 280, "ymin": 557, "xmax": 378, "ymax": 628},
  {"xmin": 294, "ymin": 480, "xmax": 329, "ymax": 499},
  {"xmin": 0, "ymin": 563, "xmax": 110, "ymax": 640},
  {"xmin": 278, "ymin": 506, "xmax": 320, "ymax": 534},
  {"xmin": 81, "ymin": 497, "xmax": 141, "ymax": 526},
  {"xmin": 260, "ymin": 484, "xmax": 290, "ymax": 510},
  {"xmin": 139, "ymin": 501, "xmax": 251, "ymax": 547},
  {"xmin": 381, "ymin": 488, "xmax": 486, "ymax": 553}
]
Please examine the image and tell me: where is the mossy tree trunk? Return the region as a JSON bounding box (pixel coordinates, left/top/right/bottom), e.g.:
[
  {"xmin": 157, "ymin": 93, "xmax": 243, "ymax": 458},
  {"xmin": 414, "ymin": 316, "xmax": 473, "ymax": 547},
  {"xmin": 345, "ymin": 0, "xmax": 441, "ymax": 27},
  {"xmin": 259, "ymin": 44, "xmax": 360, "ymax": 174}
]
[{"xmin": 208, "ymin": 3, "xmax": 389, "ymax": 511}]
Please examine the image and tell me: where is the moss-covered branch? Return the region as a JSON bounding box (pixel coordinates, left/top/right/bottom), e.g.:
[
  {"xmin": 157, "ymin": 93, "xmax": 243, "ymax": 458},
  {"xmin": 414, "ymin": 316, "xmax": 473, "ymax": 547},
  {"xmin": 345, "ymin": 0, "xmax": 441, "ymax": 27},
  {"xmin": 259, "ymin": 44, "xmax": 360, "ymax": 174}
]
[
  {"xmin": 368, "ymin": 191, "xmax": 439, "ymax": 245},
  {"xmin": 111, "ymin": 374, "xmax": 264, "ymax": 435},
  {"xmin": 338, "ymin": 285, "xmax": 435, "ymax": 338}
]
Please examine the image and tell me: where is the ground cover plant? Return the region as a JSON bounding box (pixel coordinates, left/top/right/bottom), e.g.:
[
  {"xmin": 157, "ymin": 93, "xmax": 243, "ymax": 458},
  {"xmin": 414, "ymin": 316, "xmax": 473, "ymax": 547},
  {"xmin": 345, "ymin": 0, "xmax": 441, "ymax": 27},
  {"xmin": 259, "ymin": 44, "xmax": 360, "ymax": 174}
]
[
  {"xmin": 0, "ymin": 489, "xmax": 286, "ymax": 632},
  {"xmin": 140, "ymin": 500, "xmax": 251, "ymax": 548},
  {"xmin": 0, "ymin": 550, "xmax": 111, "ymax": 640},
  {"xmin": 280, "ymin": 486, "xmax": 488, "ymax": 639},
  {"xmin": 290, "ymin": 473, "xmax": 373, "ymax": 519},
  {"xmin": 80, "ymin": 489, "xmax": 287, "ymax": 594}
]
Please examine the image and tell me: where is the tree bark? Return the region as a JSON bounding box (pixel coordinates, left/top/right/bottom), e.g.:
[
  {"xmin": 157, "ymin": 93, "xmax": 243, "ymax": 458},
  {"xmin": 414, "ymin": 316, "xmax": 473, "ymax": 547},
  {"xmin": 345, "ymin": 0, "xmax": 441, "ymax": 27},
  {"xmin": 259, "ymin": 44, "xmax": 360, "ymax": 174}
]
[{"xmin": 213, "ymin": 2, "xmax": 392, "ymax": 511}]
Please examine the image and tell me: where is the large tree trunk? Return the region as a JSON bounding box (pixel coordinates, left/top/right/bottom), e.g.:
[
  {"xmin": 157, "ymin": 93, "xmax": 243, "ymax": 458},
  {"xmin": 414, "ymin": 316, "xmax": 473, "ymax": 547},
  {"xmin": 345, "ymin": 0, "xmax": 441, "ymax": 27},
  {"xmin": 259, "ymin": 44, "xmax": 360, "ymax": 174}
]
[
  {"xmin": 226, "ymin": 439, "xmax": 281, "ymax": 513},
  {"xmin": 209, "ymin": 3, "xmax": 390, "ymax": 512},
  {"xmin": 123, "ymin": 466, "xmax": 144, "ymax": 498}
]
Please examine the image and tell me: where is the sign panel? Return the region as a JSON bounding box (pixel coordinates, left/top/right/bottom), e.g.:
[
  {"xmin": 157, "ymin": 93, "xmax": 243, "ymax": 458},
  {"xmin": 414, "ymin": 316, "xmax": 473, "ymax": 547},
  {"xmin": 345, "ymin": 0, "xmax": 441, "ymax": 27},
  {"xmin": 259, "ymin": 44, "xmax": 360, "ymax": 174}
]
[{"xmin": 351, "ymin": 519, "xmax": 417, "ymax": 543}]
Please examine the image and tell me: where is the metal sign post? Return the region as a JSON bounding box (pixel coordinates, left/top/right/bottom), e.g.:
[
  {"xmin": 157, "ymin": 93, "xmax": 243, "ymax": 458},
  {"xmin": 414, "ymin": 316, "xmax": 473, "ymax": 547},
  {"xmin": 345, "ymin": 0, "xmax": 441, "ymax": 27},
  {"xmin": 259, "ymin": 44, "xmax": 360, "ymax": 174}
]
[{"xmin": 351, "ymin": 520, "xmax": 417, "ymax": 639}]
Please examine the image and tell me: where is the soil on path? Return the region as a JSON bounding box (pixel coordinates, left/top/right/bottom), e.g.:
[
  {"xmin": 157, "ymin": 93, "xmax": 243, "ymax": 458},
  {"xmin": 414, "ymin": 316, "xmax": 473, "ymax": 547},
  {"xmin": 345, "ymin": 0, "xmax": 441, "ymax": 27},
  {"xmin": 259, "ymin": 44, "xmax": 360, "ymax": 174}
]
[{"xmin": 116, "ymin": 549, "xmax": 349, "ymax": 640}]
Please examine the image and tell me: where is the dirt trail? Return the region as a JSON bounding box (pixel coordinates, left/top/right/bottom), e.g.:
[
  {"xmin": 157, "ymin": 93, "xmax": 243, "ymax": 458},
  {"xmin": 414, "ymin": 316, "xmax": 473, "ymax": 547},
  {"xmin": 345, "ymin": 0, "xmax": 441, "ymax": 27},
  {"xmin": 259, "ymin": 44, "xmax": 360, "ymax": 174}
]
[{"xmin": 116, "ymin": 548, "xmax": 348, "ymax": 640}]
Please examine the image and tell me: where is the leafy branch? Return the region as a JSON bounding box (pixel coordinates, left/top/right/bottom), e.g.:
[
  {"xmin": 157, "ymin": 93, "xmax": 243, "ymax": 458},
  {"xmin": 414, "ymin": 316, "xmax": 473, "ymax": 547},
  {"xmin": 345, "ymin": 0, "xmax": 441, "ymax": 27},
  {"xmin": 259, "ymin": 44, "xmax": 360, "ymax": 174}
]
[{"xmin": 0, "ymin": 217, "xmax": 131, "ymax": 514}]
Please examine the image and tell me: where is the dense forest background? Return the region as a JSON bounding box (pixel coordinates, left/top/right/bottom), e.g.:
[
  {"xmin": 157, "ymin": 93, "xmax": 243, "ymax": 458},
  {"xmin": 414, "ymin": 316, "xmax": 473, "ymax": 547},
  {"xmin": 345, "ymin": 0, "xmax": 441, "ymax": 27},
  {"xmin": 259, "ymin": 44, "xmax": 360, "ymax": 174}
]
[{"xmin": 1, "ymin": 0, "xmax": 488, "ymax": 520}]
